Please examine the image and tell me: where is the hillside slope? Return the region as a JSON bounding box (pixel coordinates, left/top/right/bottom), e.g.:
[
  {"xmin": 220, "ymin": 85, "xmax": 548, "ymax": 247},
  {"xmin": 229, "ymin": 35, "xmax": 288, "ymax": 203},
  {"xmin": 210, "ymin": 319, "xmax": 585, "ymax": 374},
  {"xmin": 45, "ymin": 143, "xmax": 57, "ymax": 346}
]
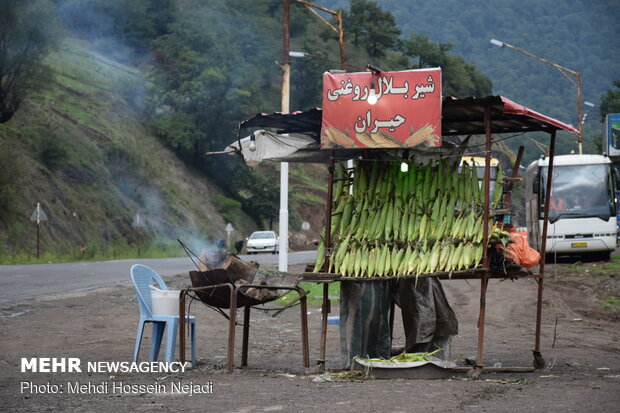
[{"xmin": 0, "ymin": 39, "xmax": 255, "ymax": 260}]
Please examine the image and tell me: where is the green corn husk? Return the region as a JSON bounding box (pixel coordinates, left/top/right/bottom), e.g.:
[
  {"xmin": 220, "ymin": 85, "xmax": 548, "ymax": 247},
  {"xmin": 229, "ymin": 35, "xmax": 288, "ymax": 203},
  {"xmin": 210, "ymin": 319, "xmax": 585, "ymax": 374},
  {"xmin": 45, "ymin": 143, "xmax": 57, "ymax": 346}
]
[
  {"xmin": 422, "ymin": 164, "xmax": 432, "ymax": 200},
  {"xmin": 313, "ymin": 235, "xmax": 326, "ymax": 272},
  {"xmin": 354, "ymin": 202, "xmax": 370, "ymax": 239},
  {"xmin": 367, "ymin": 247, "xmax": 378, "ymax": 276},
  {"xmin": 474, "ymin": 243, "xmax": 484, "ymax": 267},
  {"xmin": 451, "ymin": 243, "xmax": 464, "ymax": 271},
  {"xmin": 367, "ymin": 161, "xmax": 380, "ymax": 196},
  {"xmin": 428, "ymin": 242, "xmax": 441, "ymax": 273},
  {"xmin": 357, "ymin": 163, "xmax": 368, "ymax": 195},
  {"xmin": 333, "ymin": 162, "xmax": 346, "ymax": 203},
  {"xmin": 430, "ymin": 194, "xmax": 441, "ymax": 223},
  {"xmin": 339, "ymin": 196, "xmax": 354, "ymax": 235},
  {"xmin": 392, "ymin": 203, "xmax": 402, "ymax": 240},
  {"xmin": 439, "ymin": 241, "xmax": 452, "ymax": 272},
  {"xmin": 435, "ymin": 217, "xmax": 447, "ymax": 239},
  {"xmin": 438, "ymin": 192, "xmax": 448, "ymax": 222},
  {"xmin": 375, "ymin": 202, "xmax": 390, "ymax": 239},
  {"xmin": 340, "ymin": 250, "xmax": 351, "ymax": 276},
  {"xmin": 353, "ymin": 246, "xmax": 362, "ymax": 277},
  {"xmin": 471, "ymin": 163, "xmax": 481, "ymax": 204},
  {"xmin": 493, "ymin": 164, "xmax": 504, "ymax": 207},
  {"xmin": 330, "ymin": 198, "xmax": 346, "ymax": 239},
  {"xmin": 407, "ymin": 247, "xmax": 419, "ymax": 274},
  {"xmin": 417, "ymin": 248, "xmax": 429, "ymax": 274},
  {"xmin": 360, "ymin": 245, "xmax": 369, "ymax": 276},
  {"xmin": 347, "ymin": 245, "xmax": 357, "ymax": 275},
  {"xmin": 381, "ymin": 245, "xmax": 390, "ymax": 276},
  {"xmin": 429, "ymin": 166, "xmax": 439, "ymax": 199},
  {"xmin": 335, "ymin": 234, "xmax": 352, "ymax": 270},
  {"xmin": 418, "ymin": 214, "xmax": 428, "ymax": 241},
  {"xmin": 399, "ymin": 205, "xmax": 409, "ymax": 242}
]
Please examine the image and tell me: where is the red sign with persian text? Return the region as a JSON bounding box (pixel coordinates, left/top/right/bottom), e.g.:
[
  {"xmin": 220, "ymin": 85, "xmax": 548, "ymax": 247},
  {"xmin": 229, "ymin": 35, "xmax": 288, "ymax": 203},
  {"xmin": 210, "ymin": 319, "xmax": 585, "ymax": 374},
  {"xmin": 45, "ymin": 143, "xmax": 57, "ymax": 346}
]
[{"xmin": 321, "ymin": 68, "xmax": 442, "ymax": 149}]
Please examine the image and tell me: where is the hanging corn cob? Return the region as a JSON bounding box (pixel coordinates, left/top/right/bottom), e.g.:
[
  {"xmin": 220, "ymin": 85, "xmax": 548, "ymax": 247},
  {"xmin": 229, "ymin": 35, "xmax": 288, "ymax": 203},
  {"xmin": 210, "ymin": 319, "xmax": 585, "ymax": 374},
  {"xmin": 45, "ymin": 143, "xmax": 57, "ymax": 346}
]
[{"xmin": 314, "ymin": 158, "xmax": 502, "ymax": 277}]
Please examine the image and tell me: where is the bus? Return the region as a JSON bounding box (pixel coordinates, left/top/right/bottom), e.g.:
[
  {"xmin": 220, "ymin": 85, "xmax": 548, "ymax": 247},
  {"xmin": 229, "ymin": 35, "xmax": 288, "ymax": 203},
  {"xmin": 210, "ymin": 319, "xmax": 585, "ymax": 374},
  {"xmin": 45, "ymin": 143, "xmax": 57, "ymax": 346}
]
[{"xmin": 525, "ymin": 154, "xmax": 617, "ymax": 261}]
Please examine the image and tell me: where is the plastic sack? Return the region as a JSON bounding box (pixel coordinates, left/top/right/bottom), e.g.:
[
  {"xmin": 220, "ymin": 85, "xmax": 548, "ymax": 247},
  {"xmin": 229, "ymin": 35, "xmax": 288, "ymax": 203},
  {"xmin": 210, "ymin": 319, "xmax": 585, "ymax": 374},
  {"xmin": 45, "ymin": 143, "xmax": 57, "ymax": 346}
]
[{"xmin": 505, "ymin": 234, "xmax": 540, "ymax": 269}]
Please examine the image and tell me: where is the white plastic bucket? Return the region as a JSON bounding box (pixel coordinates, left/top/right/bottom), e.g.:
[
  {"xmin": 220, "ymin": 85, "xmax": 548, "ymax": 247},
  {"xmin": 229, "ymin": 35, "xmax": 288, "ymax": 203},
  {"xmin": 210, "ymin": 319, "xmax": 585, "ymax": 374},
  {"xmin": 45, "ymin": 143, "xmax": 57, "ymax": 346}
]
[{"xmin": 151, "ymin": 290, "xmax": 180, "ymax": 317}]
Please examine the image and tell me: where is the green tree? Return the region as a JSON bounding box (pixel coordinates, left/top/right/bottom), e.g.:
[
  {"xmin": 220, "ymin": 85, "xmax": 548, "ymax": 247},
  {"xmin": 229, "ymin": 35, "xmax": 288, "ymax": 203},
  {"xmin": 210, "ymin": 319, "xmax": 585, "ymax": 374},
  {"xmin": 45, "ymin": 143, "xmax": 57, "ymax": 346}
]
[
  {"xmin": 0, "ymin": 0, "xmax": 62, "ymax": 123},
  {"xmin": 400, "ymin": 34, "xmax": 452, "ymax": 68},
  {"xmin": 400, "ymin": 34, "xmax": 491, "ymax": 97},
  {"xmin": 344, "ymin": 0, "xmax": 400, "ymax": 57},
  {"xmin": 599, "ymin": 80, "xmax": 620, "ymax": 120},
  {"xmin": 234, "ymin": 165, "xmax": 280, "ymax": 226},
  {"xmin": 57, "ymin": 0, "xmax": 176, "ymax": 57}
]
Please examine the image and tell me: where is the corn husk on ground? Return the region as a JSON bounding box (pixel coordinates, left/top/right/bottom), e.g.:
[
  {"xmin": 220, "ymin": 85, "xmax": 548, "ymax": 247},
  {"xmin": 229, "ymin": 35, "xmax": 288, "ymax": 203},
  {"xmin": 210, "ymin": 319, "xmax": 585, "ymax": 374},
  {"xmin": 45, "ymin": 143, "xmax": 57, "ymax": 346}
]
[{"xmin": 313, "ymin": 158, "xmax": 504, "ymax": 277}]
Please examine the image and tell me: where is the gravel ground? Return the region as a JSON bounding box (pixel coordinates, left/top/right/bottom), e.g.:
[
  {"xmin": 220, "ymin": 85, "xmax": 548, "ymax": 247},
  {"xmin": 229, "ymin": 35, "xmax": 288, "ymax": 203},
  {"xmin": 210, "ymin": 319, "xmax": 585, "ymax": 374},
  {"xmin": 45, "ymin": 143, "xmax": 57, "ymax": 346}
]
[{"xmin": 1, "ymin": 260, "xmax": 618, "ymax": 412}]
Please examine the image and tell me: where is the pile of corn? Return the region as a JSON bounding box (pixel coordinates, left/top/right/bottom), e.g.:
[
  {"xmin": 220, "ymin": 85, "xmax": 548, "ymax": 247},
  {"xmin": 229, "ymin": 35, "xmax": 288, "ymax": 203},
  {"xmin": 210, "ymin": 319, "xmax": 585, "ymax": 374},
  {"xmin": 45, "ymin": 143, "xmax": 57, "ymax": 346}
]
[
  {"xmin": 355, "ymin": 348, "xmax": 443, "ymax": 363},
  {"xmin": 313, "ymin": 158, "xmax": 504, "ymax": 277}
]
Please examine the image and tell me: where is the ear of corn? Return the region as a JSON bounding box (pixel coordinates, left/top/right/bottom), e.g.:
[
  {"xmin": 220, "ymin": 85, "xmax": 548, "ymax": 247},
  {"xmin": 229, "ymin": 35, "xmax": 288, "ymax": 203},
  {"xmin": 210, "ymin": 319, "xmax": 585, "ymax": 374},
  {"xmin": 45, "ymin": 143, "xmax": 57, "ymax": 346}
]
[
  {"xmin": 493, "ymin": 164, "xmax": 504, "ymax": 207},
  {"xmin": 312, "ymin": 232, "xmax": 326, "ymax": 272}
]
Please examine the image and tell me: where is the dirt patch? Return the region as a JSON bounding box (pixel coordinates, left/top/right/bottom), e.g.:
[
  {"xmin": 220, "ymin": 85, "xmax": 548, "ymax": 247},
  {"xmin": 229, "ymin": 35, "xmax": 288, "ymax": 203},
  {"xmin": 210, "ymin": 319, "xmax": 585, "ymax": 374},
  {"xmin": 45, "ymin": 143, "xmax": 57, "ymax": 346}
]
[
  {"xmin": 1, "ymin": 261, "xmax": 619, "ymax": 412},
  {"xmin": 545, "ymin": 262, "xmax": 620, "ymax": 322}
]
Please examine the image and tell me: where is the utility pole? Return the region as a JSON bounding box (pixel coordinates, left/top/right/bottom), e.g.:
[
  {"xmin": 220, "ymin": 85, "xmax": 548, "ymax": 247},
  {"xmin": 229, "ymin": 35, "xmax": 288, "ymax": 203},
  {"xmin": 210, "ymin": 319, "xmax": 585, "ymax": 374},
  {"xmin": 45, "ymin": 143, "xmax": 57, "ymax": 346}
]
[
  {"xmin": 297, "ymin": 0, "xmax": 346, "ymax": 70},
  {"xmin": 490, "ymin": 39, "xmax": 583, "ymax": 154},
  {"xmin": 279, "ymin": 0, "xmax": 290, "ymax": 272}
]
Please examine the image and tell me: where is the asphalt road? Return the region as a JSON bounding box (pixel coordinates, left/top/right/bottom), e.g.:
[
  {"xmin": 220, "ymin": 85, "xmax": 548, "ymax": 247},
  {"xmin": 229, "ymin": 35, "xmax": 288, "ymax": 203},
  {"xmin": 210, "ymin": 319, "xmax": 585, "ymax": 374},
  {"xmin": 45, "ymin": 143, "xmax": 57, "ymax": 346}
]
[{"xmin": 0, "ymin": 251, "xmax": 316, "ymax": 304}]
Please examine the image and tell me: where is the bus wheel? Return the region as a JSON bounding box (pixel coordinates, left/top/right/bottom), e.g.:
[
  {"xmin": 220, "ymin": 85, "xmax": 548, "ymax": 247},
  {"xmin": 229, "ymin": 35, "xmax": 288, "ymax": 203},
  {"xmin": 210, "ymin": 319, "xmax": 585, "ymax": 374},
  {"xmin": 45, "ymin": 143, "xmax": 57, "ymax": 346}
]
[
  {"xmin": 597, "ymin": 251, "xmax": 612, "ymax": 262},
  {"xmin": 584, "ymin": 251, "xmax": 611, "ymax": 262}
]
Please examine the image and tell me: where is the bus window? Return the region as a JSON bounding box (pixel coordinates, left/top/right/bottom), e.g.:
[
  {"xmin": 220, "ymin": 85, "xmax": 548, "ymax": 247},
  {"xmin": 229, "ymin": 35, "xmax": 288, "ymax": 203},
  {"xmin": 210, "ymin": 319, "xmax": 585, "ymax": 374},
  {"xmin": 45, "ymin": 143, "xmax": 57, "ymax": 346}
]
[{"xmin": 540, "ymin": 164, "xmax": 614, "ymax": 223}]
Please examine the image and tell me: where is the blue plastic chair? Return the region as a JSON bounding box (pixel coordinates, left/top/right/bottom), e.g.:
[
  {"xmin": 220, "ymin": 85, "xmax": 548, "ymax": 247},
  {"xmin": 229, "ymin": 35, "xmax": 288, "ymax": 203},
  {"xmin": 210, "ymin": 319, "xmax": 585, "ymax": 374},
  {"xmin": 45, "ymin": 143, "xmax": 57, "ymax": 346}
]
[{"xmin": 131, "ymin": 264, "xmax": 196, "ymax": 366}]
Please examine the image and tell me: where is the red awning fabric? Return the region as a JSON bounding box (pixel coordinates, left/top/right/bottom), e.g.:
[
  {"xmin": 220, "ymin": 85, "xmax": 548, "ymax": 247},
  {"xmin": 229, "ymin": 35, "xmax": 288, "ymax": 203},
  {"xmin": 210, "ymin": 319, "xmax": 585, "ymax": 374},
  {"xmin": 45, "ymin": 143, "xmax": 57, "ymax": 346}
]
[
  {"xmin": 497, "ymin": 96, "xmax": 579, "ymax": 135},
  {"xmin": 440, "ymin": 95, "xmax": 579, "ymax": 136}
]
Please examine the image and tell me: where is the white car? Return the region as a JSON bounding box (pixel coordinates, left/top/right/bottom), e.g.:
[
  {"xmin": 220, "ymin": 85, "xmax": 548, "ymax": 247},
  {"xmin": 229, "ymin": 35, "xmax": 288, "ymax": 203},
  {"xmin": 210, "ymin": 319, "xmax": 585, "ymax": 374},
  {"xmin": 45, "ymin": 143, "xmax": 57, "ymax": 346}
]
[{"xmin": 246, "ymin": 231, "xmax": 279, "ymax": 254}]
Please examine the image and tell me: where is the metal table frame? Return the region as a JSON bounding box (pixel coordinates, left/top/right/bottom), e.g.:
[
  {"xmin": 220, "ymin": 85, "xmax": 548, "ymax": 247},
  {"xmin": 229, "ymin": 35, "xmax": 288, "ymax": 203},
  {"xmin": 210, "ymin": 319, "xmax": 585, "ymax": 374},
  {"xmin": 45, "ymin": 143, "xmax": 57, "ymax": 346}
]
[{"xmin": 178, "ymin": 283, "xmax": 310, "ymax": 372}]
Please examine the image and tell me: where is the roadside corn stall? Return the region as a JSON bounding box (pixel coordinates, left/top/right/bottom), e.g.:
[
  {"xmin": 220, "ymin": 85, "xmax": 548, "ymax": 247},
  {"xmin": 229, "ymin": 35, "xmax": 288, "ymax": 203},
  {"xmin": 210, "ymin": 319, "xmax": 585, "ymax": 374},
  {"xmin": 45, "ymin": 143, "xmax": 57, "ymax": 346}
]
[{"xmin": 227, "ymin": 68, "xmax": 578, "ymax": 377}]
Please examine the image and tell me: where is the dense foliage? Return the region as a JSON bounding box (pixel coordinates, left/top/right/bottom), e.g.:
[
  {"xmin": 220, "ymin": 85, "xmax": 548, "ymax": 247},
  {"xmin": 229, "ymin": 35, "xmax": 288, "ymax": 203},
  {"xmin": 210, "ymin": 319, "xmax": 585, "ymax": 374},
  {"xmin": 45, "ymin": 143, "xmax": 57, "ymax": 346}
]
[
  {"xmin": 0, "ymin": 0, "xmax": 62, "ymax": 123},
  {"xmin": 56, "ymin": 0, "xmax": 176, "ymax": 59},
  {"xmin": 344, "ymin": 0, "xmax": 401, "ymax": 57},
  {"xmin": 600, "ymin": 81, "xmax": 620, "ymax": 120}
]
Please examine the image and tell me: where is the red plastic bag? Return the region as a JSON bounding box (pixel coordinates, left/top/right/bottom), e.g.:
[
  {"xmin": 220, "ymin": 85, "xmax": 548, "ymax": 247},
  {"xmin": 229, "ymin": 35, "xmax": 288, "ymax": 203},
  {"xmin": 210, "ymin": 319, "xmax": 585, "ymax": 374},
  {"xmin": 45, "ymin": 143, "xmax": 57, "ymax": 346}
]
[{"xmin": 506, "ymin": 234, "xmax": 540, "ymax": 269}]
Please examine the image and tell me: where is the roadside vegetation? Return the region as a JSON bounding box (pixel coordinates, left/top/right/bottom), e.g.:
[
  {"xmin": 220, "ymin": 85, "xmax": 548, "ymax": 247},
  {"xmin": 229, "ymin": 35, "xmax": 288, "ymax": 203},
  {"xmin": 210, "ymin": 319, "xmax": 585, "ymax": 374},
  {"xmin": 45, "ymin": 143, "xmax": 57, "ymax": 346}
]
[{"xmin": 276, "ymin": 281, "xmax": 341, "ymax": 307}]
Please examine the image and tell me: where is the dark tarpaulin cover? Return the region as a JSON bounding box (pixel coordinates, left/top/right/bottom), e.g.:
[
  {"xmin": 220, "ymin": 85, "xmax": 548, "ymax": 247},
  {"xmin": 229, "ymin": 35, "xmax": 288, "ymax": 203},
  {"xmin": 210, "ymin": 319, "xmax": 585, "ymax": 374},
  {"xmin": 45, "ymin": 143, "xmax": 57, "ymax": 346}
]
[
  {"xmin": 339, "ymin": 279, "xmax": 458, "ymax": 368},
  {"xmin": 392, "ymin": 278, "xmax": 458, "ymax": 359},
  {"xmin": 339, "ymin": 281, "xmax": 392, "ymax": 368}
]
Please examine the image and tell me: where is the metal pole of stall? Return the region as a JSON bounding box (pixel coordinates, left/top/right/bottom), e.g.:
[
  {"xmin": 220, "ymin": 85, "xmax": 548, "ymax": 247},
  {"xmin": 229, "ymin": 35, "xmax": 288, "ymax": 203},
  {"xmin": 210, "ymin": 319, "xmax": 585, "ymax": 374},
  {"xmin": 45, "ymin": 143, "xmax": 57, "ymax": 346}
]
[
  {"xmin": 472, "ymin": 104, "xmax": 493, "ymax": 378},
  {"xmin": 533, "ymin": 129, "xmax": 556, "ymax": 369},
  {"xmin": 318, "ymin": 152, "xmax": 336, "ymax": 371}
]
